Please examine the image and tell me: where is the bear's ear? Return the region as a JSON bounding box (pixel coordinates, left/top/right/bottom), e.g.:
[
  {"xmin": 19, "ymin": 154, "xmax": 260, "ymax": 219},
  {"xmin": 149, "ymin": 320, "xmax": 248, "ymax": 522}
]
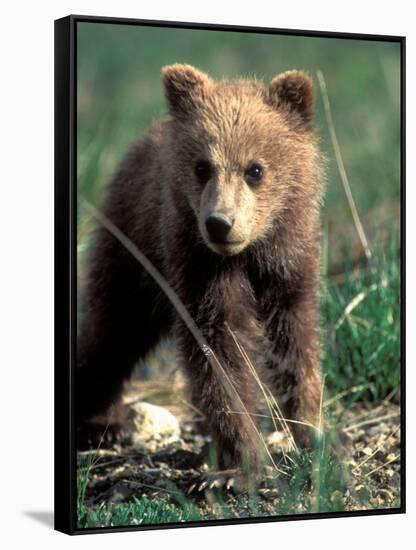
[
  {"xmin": 267, "ymin": 70, "xmax": 314, "ymax": 127},
  {"xmin": 162, "ymin": 64, "xmax": 212, "ymax": 116}
]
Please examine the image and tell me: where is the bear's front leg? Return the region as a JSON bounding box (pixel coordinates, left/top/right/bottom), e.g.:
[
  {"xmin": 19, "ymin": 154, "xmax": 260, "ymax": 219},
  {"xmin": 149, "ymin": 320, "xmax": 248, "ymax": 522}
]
[
  {"xmin": 264, "ymin": 294, "xmax": 323, "ymax": 449},
  {"xmin": 176, "ymin": 270, "xmax": 266, "ymax": 474}
]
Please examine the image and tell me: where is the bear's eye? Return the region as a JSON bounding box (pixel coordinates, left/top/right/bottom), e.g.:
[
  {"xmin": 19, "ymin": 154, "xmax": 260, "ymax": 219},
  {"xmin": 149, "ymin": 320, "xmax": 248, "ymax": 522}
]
[
  {"xmin": 244, "ymin": 162, "xmax": 264, "ymax": 186},
  {"xmin": 194, "ymin": 159, "xmax": 212, "ymax": 184}
]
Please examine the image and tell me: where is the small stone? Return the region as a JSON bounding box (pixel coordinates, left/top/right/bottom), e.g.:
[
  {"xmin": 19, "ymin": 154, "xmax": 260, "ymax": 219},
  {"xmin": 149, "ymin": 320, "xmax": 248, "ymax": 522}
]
[
  {"xmin": 130, "ymin": 401, "xmax": 181, "ymax": 452},
  {"xmin": 362, "ymin": 447, "xmax": 373, "ymax": 456},
  {"xmin": 266, "ymin": 430, "xmax": 293, "ymax": 453},
  {"xmin": 258, "ymin": 488, "xmax": 279, "ymax": 500}
]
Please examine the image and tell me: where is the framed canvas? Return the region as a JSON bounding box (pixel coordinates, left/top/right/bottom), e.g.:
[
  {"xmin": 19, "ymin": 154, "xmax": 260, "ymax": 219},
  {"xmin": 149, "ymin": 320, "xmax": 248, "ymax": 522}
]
[{"xmin": 54, "ymin": 14, "xmax": 405, "ymax": 535}]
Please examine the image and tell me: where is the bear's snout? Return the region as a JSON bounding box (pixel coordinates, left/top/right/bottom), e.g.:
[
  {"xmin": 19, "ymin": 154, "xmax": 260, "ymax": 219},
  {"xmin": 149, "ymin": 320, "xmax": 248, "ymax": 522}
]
[{"xmin": 205, "ymin": 212, "xmax": 234, "ymax": 243}]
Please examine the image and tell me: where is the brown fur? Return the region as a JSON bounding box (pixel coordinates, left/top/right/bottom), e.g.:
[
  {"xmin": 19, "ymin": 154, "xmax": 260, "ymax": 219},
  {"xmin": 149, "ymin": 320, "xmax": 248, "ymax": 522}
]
[{"xmin": 77, "ymin": 64, "xmax": 325, "ymax": 473}]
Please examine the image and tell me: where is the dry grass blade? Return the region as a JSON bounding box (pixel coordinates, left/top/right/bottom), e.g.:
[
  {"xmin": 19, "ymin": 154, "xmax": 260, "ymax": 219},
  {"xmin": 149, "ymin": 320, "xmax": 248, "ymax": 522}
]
[
  {"xmin": 341, "ymin": 404, "xmax": 384, "ymax": 425},
  {"xmin": 175, "ymin": 396, "xmax": 206, "ymax": 418},
  {"xmin": 343, "ymin": 412, "xmax": 400, "ymax": 433},
  {"xmin": 318, "ymin": 374, "xmax": 326, "ymax": 436},
  {"xmin": 88, "ymin": 457, "xmax": 127, "ymax": 471},
  {"xmin": 205, "ymin": 347, "xmax": 286, "ymax": 474},
  {"xmin": 83, "ymin": 424, "xmax": 113, "ymax": 469},
  {"xmin": 334, "ymin": 279, "xmax": 388, "ymax": 330},
  {"xmin": 225, "ymin": 324, "xmax": 297, "ymax": 452},
  {"xmin": 126, "ymin": 480, "xmax": 182, "ymax": 495},
  {"xmin": 324, "ymin": 384, "xmax": 368, "ymax": 407},
  {"xmin": 228, "ymin": 411, "xmax": 318, "ymax": 431},
  {"xmin": 317, "ymin": 70, "xmax": 372, "ymax": 263},
  {"xmin": 83, "ymin": 198, "xmax": 281, "ymax": 474},
  {"xmin": 364, "ymin": 455, "xmax": 399, "ymax": 478}
]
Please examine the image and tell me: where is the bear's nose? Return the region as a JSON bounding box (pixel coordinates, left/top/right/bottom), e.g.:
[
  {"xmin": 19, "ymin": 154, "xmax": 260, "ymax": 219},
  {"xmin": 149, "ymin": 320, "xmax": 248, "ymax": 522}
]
[{"xmin": 205, "ymin": 212, "xmax": 234, "ymax": 243}]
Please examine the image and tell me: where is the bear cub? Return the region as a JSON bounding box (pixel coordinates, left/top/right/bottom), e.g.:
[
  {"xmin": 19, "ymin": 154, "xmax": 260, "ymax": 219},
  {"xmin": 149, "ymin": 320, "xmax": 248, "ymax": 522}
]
[{"xmin": 77, "ymin": 64, "xmax": 324, "ymax": 473}]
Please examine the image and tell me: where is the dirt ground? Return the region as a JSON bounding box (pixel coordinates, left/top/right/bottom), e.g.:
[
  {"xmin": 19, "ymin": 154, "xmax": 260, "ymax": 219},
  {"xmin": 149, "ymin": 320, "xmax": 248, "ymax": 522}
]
[{"xmin": 78, "ymin": 377, "xmax": 401, "ymax": 519}]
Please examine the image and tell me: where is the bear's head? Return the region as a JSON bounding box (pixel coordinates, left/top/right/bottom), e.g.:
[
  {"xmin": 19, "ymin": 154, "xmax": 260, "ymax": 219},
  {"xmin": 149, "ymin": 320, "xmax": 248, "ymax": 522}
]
[{"xmin": 162, "ymin": 64, "xmax": 323, "ymax": 257}]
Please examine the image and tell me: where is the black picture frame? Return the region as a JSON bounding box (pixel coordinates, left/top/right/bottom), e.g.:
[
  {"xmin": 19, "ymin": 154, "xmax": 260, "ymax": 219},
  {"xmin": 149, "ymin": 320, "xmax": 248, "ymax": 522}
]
[{"xmin": 54, "ymin": 14, "xmax": 406, "ymax": 535}]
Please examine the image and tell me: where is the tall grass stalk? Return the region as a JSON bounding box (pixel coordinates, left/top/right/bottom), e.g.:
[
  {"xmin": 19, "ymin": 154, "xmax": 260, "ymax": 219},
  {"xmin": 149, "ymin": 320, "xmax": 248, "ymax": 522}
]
[{"xmin": 317, "ymin": 70, "xmax": 372, "ymax": 263}]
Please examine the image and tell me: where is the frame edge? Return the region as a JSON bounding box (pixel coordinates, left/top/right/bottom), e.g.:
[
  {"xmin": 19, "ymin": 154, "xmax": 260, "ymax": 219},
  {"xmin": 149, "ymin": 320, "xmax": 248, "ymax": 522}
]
[{"xmin": 54, "ymin": 15, "xmax": 76, "ymax": 535}]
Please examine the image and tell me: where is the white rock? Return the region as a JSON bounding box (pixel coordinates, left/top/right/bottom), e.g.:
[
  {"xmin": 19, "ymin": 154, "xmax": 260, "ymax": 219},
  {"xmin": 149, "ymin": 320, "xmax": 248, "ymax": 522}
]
[
  {"xmin": 130, "ymin": 401, "xmax": 181, "ymax": 452},
  {"xmin": 266, "ymin": 430, "xmax": 293, "ymax": 453}
]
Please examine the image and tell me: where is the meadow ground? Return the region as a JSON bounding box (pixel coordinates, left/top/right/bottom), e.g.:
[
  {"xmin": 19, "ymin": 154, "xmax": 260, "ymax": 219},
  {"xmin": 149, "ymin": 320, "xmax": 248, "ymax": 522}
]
[{"xmin": 76, "ymin": 239, "xmax": 401, "ymax": 528}]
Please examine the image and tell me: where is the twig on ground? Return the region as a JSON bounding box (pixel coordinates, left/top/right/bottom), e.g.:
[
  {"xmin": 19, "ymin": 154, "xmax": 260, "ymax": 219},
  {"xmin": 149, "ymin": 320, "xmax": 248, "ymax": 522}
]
[
  {"xmin": 343, "ymin": 412, "xmax": 400, "ymax": 433},
  {"xmin": 353, "ymin": 424, "xmax": 400, "ymax": 474},
  {"xmin": 364, "ymin": 455, "xmax": 399, "ymax": 478}
]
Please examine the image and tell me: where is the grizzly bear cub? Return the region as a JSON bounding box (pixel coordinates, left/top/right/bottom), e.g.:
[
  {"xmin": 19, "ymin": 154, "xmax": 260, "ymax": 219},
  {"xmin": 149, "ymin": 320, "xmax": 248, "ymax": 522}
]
[{"xmin": 77, "ymin": 64, "xmax": 324, "ymax": 473}]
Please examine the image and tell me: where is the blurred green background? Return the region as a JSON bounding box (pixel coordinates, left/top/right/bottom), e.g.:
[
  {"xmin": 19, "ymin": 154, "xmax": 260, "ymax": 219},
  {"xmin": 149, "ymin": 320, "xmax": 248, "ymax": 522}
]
[
  {"xmin": 77, "ymin": 22, "xmax": 401, "ymax": 403},
  {"xmin": 77, "ymin": 23, "xmax": 400, "ymax": 218}
]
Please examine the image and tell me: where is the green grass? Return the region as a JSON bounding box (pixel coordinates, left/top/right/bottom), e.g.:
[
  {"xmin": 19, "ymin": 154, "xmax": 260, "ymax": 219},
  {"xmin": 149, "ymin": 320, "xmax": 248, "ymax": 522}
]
[
  {"xmin": 77, "ymin": 455, "xmax": 202, "ymax": 528},
  {"xmin": 78, "ymin": 495, "xmax": 202, "ymax": 529},
  {"xmin": 322, "ymin": 237, "xmax": 400, "ymax": 403}
]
